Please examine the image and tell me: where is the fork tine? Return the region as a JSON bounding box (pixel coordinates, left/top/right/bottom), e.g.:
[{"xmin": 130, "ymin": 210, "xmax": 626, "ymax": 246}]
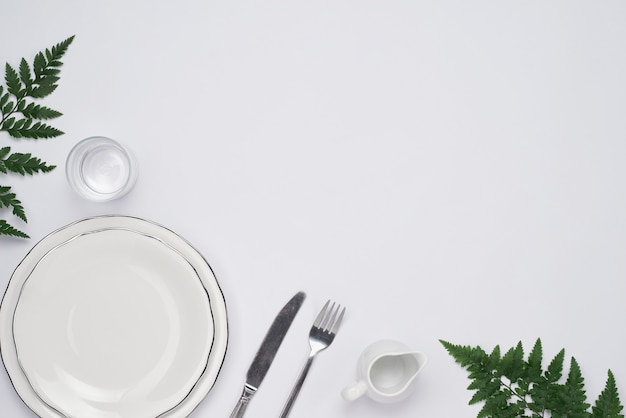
[
  {"xmin": 330, "ymin": 306, "xmax": 345, "ymax": 334},
  {"xmin": 313, "ymin": 300, "xmax": 330, "ymax": 327},
  {"xmin": 320, "ymin": 302, "xmax": 336, "ymax": 330}
]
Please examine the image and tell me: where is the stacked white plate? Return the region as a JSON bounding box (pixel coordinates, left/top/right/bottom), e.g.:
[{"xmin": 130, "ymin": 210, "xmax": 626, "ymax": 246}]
[{"xmin": 0, "ymin": 216, "xmax": 228, "ymax": 418}]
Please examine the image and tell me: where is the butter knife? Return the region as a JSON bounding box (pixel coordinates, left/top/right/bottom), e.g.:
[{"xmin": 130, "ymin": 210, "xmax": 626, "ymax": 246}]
[{"xmin": 229, "ymin": 291, "xmax": 306, "ymax": 418}]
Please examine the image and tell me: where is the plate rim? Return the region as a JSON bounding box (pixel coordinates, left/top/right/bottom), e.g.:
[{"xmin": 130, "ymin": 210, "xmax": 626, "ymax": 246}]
[{"xmin": 0, "ymin": 215, "xmax": 229, "ymax": 418}]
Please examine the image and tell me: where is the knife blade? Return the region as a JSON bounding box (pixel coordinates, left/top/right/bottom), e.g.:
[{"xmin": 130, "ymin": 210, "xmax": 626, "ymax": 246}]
[{"xmin": 229, "ymin": 291, "xmax": 306, "ymax": 418}]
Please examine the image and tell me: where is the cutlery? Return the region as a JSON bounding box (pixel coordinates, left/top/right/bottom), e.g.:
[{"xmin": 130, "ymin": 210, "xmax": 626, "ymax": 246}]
[
  {"xmin": 279, "ymin": 300, "xmax": 345, "ymax": 418},
  {"xmin": 229, "ymin": 291, "xmax": 306, "ymax": 418}
]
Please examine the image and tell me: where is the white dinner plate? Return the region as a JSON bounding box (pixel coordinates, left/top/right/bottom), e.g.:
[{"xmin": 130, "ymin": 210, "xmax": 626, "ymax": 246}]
[{"xmin": 0, "ymin": 216, "xmax": 228, "ymax": 418}]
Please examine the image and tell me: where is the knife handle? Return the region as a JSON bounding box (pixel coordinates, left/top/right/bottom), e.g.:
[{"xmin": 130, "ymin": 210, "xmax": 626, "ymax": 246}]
[{"xmin": 229, "ymin": 384, "xmax": 257, "ymax": 418}]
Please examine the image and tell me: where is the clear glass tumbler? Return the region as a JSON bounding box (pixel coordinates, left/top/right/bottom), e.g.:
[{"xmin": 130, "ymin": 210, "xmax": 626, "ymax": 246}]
[{"xmin": 66, "ymin": 136, "xmax": 137, "ymax": 202}]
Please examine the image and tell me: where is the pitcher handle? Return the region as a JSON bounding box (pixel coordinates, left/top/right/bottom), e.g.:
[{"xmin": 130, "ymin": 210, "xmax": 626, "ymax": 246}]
[{"xmin": 341, "ymin": 380, "xmax": 368, "ymax": 401}]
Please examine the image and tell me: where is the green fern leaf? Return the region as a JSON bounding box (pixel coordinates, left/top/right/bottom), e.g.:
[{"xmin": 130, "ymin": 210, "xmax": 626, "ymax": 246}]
[
  {"xmin": 38, "ymin": 67, "xmax": 60, "ymax": 78},
  {"xmin": 592, "ymin": 371, "xmax": 625, "ymax": 418},
  {"xmin": 20, "ymin": 102, "xmax": 62, "ymax": 119},
  {"xmin": 20, "ymin": 102, "xmax": 60, "ymax": 119},
  {"xmin": 498, "ymin": 342, "xmax": 525, "ymax": 381},
  {"xmin": 0, "ymin": 91, "xmax": 8, "ymax": 108},
  {"xmin": 11, "ymin": 118, "xmax": 25, "ymax": 131},
  {"xmin": 19, "ymin": 58, "xmax": 33, "ymax": 87},
  {"xmin": 32, "ymin": 52, "xmax": 46, "ymax": 78},
  {"xmin": 33, "ymin": 75, "xmax": 60, "ymax": 86},
  {"xmin": 0, "ymin": 219, "xmax": 29, "ymax": 238},
  {"xmin": 566, "ymin": 358, "xmax": 589, "ymax": 404},
  {"xmin": 5, "ymin": 63, "xmax": 22, "ymax": 96},
  {"xmin": 528, "ymin": 375, "xmax": 559, "ymax": 415},
  {"xmin": 546, "ymin": 349, "xmax": 565, "ymax": 383},
  {"xmin": 48, "ymin": 35, "xmax": 75, "ymax": 62},
  {"xmin": 33, "ymin": 35, "xmax": 74, "ymax": 88},
  {"xmin": 500, "ymin": 343, "xmax": 520, "ymax": 379},
  {"xmin": 0, "ymin": 185, "xmax": 27, "ymax": 222},
  {"xmin": 2, "ymin": 116, "xmax": 15, "ymax": 130},
  {"xmin": 9, "ymin": 121, "xmax": 63, "ymax": 139},
  {"xmin": 469, "ymin": 379, "xmax": 501, "ymax": 405},
  {"xmin": 479, "ymin": 389, "xmax": 521, "ymax": 418},
  {"xmin": 444, "ymin": 339, "xmax": 624, "ymax": 418},
  {"xmin": 0, "ymin": 36, "xmax": 74, "ymax": 240},
  {"xmin": 28, "ymin": 84, "xmax": 58, "ymax": 99},
  {"xmin": 0, "ymin": 147, "xmax": 8, "ymax": 173},
  {"xmin": 2, "ymin": 151, "xmax": 55, "ymax": 175},
  {"xmin": 440, "ymin": 340, "xmax": 469, "ymax": 364},
  {"xmin": 527, "ymin": 339, "xmax": 543, "ymax": 382},
  {"xmin": 440, "ymin": 340, "xmax": 489, "ymax": 368},
  {"xmin": 2, "ymin": 100, "xmax": 15, "ymax": 115},
  {"xmin": 2, "ymin": 35, "xmax": 72, "ymax": 142},
  {"xmin": 487, "ymin": 345, "xmax": 501, "ymax": 369},
  {"xmin": 547, "ymin": 357, "xmax": 589, "ymax": 417}
]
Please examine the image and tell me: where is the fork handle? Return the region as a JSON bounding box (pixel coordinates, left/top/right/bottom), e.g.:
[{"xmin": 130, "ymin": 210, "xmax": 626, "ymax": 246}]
[{"xmin": 279, "ymin": 354, "xmax": 315, "ymax": 418}]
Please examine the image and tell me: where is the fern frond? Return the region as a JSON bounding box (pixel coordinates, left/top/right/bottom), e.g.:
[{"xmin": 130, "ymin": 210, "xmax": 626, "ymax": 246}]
[
  {"xmin": 498, "ymin": 341, "xmax": 525, "ymax": 381},
  {"xmin": 19, "ymin": 58, "xmax": 33, "ymax": 88},
  {"xmin": 592, "ymin": 371, "xmax": 625, "ymax": 418},
  {"xmin": 526, "ymin": 339, "xmax": 543, "ymax": 382},
  {"xmin": 0, "ymin": 185, "xmax": 27, "ymax": 222},
  {"xmin": 550, "ymin": 357, "xmax": 589, "ymax": 417},
  {"xmin": 0, "ymin": 149, "xmax": 56, "ymax": 175},
  {"xmin": 2, "ymin": 100, "xmax": 15, "ymax": 116},
  {"xmin": 0, "ymin": 36, "xmax": 73, "ymax": 240},
  {"xmin": 469, "ymin": 379, "xmax": 501, "ymax": 405},
  {"xmin": 4, "ymin": 63, "xmax": 22, "ymax": 96},
  {"xmin": 7, "ymin": 120, "xmax": 63, "ymax": 139},
  {"xmin": 33, "ymin": 35, "xmax": 74, "ymax": 86},
  {"xmin": 546, "ymin": 349, "xmax": 565, "ymax": 383},
  {"xmin": 441, "ymin": 339, "xmax": 624, "ymax": 418},
  {"xmin": 440, "ymin": 339, "xmax": 489, "ymax": 368},
  {"xmin": 0, "ymin": 219, "xmax": 29, "ymax": 238},
  {"xmin": 28, "ymin": 84, "xmax": 58, "ymax": 99},
  {"xmin": 48, "ymin": 35, "xmax": 75, "ymax": 62},
  {"xmin": 1, "ymin": 35, "xmax": 73, "ymax": 140},
  {"xmin": 20, "ymin": 102, "xmax": 62, "ymax": 119}
]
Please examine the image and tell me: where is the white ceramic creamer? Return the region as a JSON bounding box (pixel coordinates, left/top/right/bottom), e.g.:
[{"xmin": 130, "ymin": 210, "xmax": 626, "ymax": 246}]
[{"xmin": 341, "ymin": 339, "xmax": 427, "ymax": 403}]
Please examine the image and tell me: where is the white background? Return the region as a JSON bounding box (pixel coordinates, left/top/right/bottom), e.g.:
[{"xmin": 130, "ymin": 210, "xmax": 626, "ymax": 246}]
[{"xmin": 1, "ymin": 1, "xmax": 625, "ymax": 417}]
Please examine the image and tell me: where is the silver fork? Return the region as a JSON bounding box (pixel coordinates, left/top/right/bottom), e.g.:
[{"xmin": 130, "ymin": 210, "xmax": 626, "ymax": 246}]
[{"xmin": 279, "ymin": 300, "xmax": 345, "ymax": 418}]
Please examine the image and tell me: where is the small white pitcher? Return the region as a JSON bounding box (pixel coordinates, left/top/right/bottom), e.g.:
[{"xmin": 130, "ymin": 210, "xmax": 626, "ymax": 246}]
[{"xmin": 341, "ymin": 340, "xmax": 427, "ymax": 403}]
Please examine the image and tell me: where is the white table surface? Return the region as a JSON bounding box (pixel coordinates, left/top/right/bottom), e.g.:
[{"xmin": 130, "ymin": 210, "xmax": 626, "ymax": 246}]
[{"xmin": 1, "ymin": 1, "xmax": 625, "ymax": 417}]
